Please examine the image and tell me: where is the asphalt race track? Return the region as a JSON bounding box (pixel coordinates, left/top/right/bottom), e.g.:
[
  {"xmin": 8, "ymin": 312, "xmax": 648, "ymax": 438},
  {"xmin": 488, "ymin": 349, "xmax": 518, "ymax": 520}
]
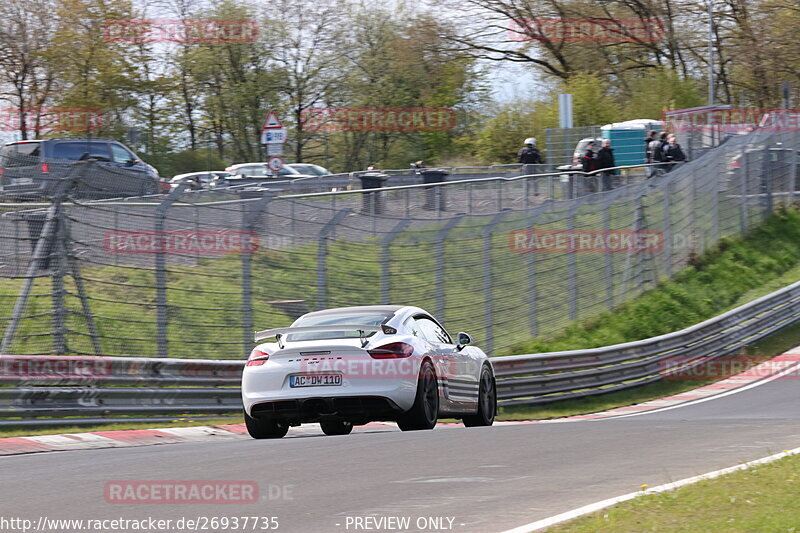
[{"xmin": 3, "ymin": 376, "xmax": 800, "ymax": 533}]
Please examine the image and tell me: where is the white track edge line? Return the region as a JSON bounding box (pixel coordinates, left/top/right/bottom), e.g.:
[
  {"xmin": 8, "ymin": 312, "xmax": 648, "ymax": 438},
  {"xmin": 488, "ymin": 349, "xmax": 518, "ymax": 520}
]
[{"xmin": 499, "ymin": 445, "xmax": 800, "ymax": 533}]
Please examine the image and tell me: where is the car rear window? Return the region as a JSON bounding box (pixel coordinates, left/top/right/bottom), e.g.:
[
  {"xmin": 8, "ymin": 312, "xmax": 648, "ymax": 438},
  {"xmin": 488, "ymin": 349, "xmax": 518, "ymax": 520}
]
[
  {"xmin": 287, "ymin": 312, "xmax": 393, "ymax": 341},
  {"xmin": 50, "ymin": 141, "xmax": 112, "ymax": 161},
  {"xmin": 1, "ymin": 142, "xmax": 42, "ymax": 167}
]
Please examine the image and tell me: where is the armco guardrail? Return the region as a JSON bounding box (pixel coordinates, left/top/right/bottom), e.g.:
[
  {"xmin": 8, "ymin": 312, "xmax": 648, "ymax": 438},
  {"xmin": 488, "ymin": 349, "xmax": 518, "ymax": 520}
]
[{"xmin": 1, "ymin": 280, "xmax": 798, "ymax": 426}]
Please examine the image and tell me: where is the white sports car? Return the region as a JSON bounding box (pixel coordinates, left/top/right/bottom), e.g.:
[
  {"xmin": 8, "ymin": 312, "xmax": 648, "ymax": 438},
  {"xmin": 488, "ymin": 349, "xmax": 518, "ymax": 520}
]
[{"xmin": 241, "ymin": 305, "xmax": 496, "ymax": 438}]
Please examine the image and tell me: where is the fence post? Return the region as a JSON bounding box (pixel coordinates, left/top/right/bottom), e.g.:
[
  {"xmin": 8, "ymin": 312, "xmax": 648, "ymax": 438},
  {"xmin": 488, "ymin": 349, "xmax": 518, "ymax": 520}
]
[
  {"xmin": 50, "ymin": 203, "xmax": 67, "ymax": 354},
  {"xmin": 316, "ymin": 209, "xmax": 352, "ymax": 311},
  {"xmin": 567, "ymin": 207, "xmax": 578, "ymax": 321},
  {"xmin": 380, "ymin": 219, "xmax": 411, "ymax": 305},
  {"xmin": 434, "ymin": 215, "xmax": 464, "ymax": 319},
  {"xmin": 740, "ymin": 147, "xmax": 750, "ymax": 234},
  {"xmin": 241, "ymin": 194, "xmax": 274, "ymax": 358},
  {"xmin": 603, "ymin": 200, "xmax": 615, "ymax": 309},
  {"xmin": 483, "ymin": 210, "xmax": 510, "ymax": 355},
  {"xmin": 790, "ymin": 132, "xmax": 799, "ymax": 201},
  {"xmin": 763, "ymin": 144, "xmax": 774, "ymax": 221},
  {"xmin": 662, "ymin": 179, "xmax": 673, "ymax": 279},
  {"xmin": 524, "ymin": 208, "xmax": 544, "ymax": 338},
  {"xmin": 154, "ymin": 183, "xmax": 189, "ymax": 358}
]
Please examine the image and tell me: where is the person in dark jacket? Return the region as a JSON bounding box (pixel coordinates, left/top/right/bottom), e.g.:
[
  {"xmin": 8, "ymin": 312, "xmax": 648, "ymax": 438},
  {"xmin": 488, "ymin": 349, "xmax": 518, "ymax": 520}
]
[
  {"xmin": 663, "ymin": 134, "xmax": 686, "ymax": 172},
  {"xmin": 648, "ymin": 132, "xmax": 669, "ymax": 176},
  {"xmin": 595, "ymin": 139, "xmax": 615, "ymax": 191},
  {"xmin": 645, "ymin": 130, "xmax": 659, "ymax": 163},
  {"xmin": 581, "ymin": 141, "xmax": 597, "ymax": 173},
  {"xmin": 518, "ymin": 137, "xmax": 543, "ymax": 165}
]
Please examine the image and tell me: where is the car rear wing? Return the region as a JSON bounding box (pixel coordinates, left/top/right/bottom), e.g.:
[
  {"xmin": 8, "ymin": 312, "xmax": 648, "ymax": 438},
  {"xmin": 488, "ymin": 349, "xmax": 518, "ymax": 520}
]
[{"xmin": 254, "ymin": 325, "xmax": 382, "ymax": 342}]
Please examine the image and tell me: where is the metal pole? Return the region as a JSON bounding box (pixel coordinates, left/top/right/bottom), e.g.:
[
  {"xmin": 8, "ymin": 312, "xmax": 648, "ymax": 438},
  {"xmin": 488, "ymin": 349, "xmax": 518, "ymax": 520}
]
[
  {"xmin": 567, "ymin": 208, "xmax": 578, "ymax": 321},
  {"xmin": 241, "ymin": 193, "xmax": 274, "ymax": 358},
  {"xmin": 50, "ymin": 205, "xmax": 67, "ymax": 354},
  {"xmin": 316, "ymin": 209, "xmax": 351, "ymax": 311},
  {"xmin": 482, "ymin": 211, "xmax": 510, "ymax": 355},
  {"xmin": 434, "ymin": 216, "xmax": 464, "ymax": 319},
  {"xmin": 708, "ymin": 0, "xmax": 715, "ymax": 106},
  {"xmin": 154, "ymin": 183, "xmax": 189, "ymax": 358},
  {"xmin": 380, "ymin": 219, "xmax": 411, "ymax": 305}
]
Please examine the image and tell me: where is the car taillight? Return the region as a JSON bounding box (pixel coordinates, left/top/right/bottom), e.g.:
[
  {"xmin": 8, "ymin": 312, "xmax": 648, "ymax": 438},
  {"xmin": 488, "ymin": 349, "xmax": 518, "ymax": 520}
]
[
  {"xmin": 40, "ymin": 163, "xmax": 49, "ymax": 173},
  {"xmin": 246, "ymin": 348, "xmax": 270, "ymax": 366},
  {"xmin": 368, "ymin": 342, "xmax": 414, "ymax": 359}
]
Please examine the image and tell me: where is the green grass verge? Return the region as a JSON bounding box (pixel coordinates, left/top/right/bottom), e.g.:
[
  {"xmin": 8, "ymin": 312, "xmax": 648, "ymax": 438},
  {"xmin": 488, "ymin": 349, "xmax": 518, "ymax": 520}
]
[
  {"xmin": 508, "ymin": 207, "xmax": 800, "ymax": 354},
  {"xmin": 546, "ymin": 452, "xmax": 800, "ymax": 532}
]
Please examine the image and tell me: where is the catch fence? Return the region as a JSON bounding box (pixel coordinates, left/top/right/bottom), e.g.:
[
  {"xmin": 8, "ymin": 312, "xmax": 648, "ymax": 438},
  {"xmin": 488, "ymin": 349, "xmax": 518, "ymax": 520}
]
[{"xmin": 0, "ymin": 129, "xmax": 797, "ymax": 359}]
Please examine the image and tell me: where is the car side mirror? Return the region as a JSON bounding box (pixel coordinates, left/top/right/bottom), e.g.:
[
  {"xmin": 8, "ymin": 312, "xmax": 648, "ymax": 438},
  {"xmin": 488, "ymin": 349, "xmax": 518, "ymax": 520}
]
[{"xmin": 456, "ymin": 332, "xmax": 471, "ymax": 350}]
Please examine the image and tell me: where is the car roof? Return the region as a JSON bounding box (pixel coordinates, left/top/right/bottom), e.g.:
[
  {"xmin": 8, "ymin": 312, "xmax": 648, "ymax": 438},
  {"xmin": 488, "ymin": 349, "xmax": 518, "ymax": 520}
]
[{"xmin": 301, "ymin": 305, "xmax": 406, "ymax": 317}]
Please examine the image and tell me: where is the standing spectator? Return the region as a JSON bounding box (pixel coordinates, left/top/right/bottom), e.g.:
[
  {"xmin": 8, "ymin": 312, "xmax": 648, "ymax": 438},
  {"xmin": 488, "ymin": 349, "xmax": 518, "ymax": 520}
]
[
  {"xmin": 663, "ymin": 134, "xmax": 686, "ymax": 172},
  {"xmin": 595, "ymin": 139, "xmax": 616, "ymax": 191},
  {"xmin": 518, "ymin": 137, "xmax": 543, "ymax": 165},
  {"xmin": 581, "ymin": 141, "xmax": 598, "ymax": 193},
  {"xmin": 645, "ymin": 130, "xmax": 659, "ymax": 163},
  {"xmin": 648, "ymin": 132, "xmax": 669, "ymax": 177}
]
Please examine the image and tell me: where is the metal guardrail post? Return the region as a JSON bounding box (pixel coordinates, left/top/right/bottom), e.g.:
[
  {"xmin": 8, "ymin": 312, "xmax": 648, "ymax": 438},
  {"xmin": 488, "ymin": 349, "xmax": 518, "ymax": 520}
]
[
  {"xmin": 154, "ymin": 183, "xmax": 189, "ymax": 358},
  {"xmin": 434, "ymin": 215, "xmax": 464, "ymax": 319},
  {"xmin": 241, "ymin": 193, "xmax": 274, "ymax": 358},
  {"xmin": 380, "ymin": 219, "xmax": 411, "ymax": 305},
  {"xmin": 316, "ymin": 209, "xmax": 351, "ymax": 311},
  {"xmin": 483, "ymin": 210, "xmax": 510, "ymax": 355}
]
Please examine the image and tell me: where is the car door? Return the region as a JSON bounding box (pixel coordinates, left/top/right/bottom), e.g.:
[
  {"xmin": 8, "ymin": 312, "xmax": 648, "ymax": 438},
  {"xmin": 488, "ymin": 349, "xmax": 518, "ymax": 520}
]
[
  {"xmin": 49, "ymin": 141, "xmax": 116, "ymax": 198},
  {"xmin": 412, "ymin": 315, "xmax": 478, "ymax": 408},
  {"xmin": 109, "ymin": 143, "xmax": 151, "ymax": 195}
]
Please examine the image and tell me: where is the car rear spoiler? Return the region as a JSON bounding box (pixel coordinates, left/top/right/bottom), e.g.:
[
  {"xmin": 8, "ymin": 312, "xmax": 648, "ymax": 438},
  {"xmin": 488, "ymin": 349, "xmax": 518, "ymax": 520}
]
[{"xmin": 254, "ymin": 325, "xmax": 382, "ymax": 342}]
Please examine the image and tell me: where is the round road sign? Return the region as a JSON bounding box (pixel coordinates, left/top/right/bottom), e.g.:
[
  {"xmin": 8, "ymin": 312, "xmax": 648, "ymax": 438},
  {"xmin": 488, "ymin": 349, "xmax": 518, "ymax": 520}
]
[{"xmin": 268, "ymin": 157, "xmax": 284, "ymax": 172}]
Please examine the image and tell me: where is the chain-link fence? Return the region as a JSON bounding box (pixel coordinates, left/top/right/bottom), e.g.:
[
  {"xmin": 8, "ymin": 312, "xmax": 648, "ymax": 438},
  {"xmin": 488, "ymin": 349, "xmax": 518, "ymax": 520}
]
[{"xmin": 0, "ymin": 129, "xmax": 797, "ymax": 359}]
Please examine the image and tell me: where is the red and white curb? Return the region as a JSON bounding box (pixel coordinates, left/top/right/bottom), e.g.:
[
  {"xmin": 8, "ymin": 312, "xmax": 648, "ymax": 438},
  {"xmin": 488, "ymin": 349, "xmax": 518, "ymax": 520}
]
[{"xmin": 2, "ymin": 349, "xmax": 799, "ymax": 457}]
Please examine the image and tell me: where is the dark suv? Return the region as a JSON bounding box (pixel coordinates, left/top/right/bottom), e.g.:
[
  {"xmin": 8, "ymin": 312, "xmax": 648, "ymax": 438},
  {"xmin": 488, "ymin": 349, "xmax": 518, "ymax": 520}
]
[{"xmin": 0, "ymin": 139, "xmax": 160, "ymax": 199}]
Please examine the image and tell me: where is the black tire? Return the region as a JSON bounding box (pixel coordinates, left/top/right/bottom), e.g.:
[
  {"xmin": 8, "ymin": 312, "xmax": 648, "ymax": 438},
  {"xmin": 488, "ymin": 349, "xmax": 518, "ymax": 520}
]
[
  {"xmin": 244, "ymin": 410, "xmax": 289, "ymax": 439},
  {"xmin": 320, "ymin": 419, "xmax": 353, "ymax": 436},
  {"xmin": 397, "ymin": 360, "xmax": 439, "ymax": 431},
  {"xmin": 463, "ymin": 365, "xmax": 496, "ymax": 427}
]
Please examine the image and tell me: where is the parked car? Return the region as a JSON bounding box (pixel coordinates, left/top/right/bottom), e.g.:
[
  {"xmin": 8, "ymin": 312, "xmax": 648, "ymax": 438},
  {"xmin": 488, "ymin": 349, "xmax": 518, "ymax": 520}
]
[
  {"xmin": 286, "ymin": 163, "xmax": 331, "ymax": 176},
  {"xmin": 0, "ymin": 138, "xmax": 160, "ymax": 199},
  {"xmin": 215, "ymin": 163, "xmax": 314, "ymax": 189},
  {"xmin": 556, "ymin": 137, "xmax": 602, "ymax": 171},
  {"xmin": 170, "ymin": 171, "xmax": 232, "ymax": 190}
]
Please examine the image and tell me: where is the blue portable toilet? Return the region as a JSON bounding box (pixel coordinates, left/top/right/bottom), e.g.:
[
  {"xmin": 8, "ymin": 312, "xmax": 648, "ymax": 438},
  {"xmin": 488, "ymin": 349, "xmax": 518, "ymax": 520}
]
[{"xmin": 601, "ymin": 119, "xmax": 663, "ymax": 166}]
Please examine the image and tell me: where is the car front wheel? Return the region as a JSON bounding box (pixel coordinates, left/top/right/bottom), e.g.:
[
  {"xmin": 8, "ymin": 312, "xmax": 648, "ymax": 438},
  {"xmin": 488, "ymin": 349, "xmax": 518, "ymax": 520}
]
[{"xmin": 463, "ymin": 365, "xmax": 496, "ymax": 427}]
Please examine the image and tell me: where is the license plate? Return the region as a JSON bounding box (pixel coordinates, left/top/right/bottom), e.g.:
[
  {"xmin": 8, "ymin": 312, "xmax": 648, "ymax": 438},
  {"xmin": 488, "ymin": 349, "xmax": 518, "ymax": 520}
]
[
  {"xmin": 290, "ymin": 374, "xmax": 342, "ymax": 388},
  {"xmin": 12, "ymin": 178, "xmax": 33, "ymax": 185}
]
